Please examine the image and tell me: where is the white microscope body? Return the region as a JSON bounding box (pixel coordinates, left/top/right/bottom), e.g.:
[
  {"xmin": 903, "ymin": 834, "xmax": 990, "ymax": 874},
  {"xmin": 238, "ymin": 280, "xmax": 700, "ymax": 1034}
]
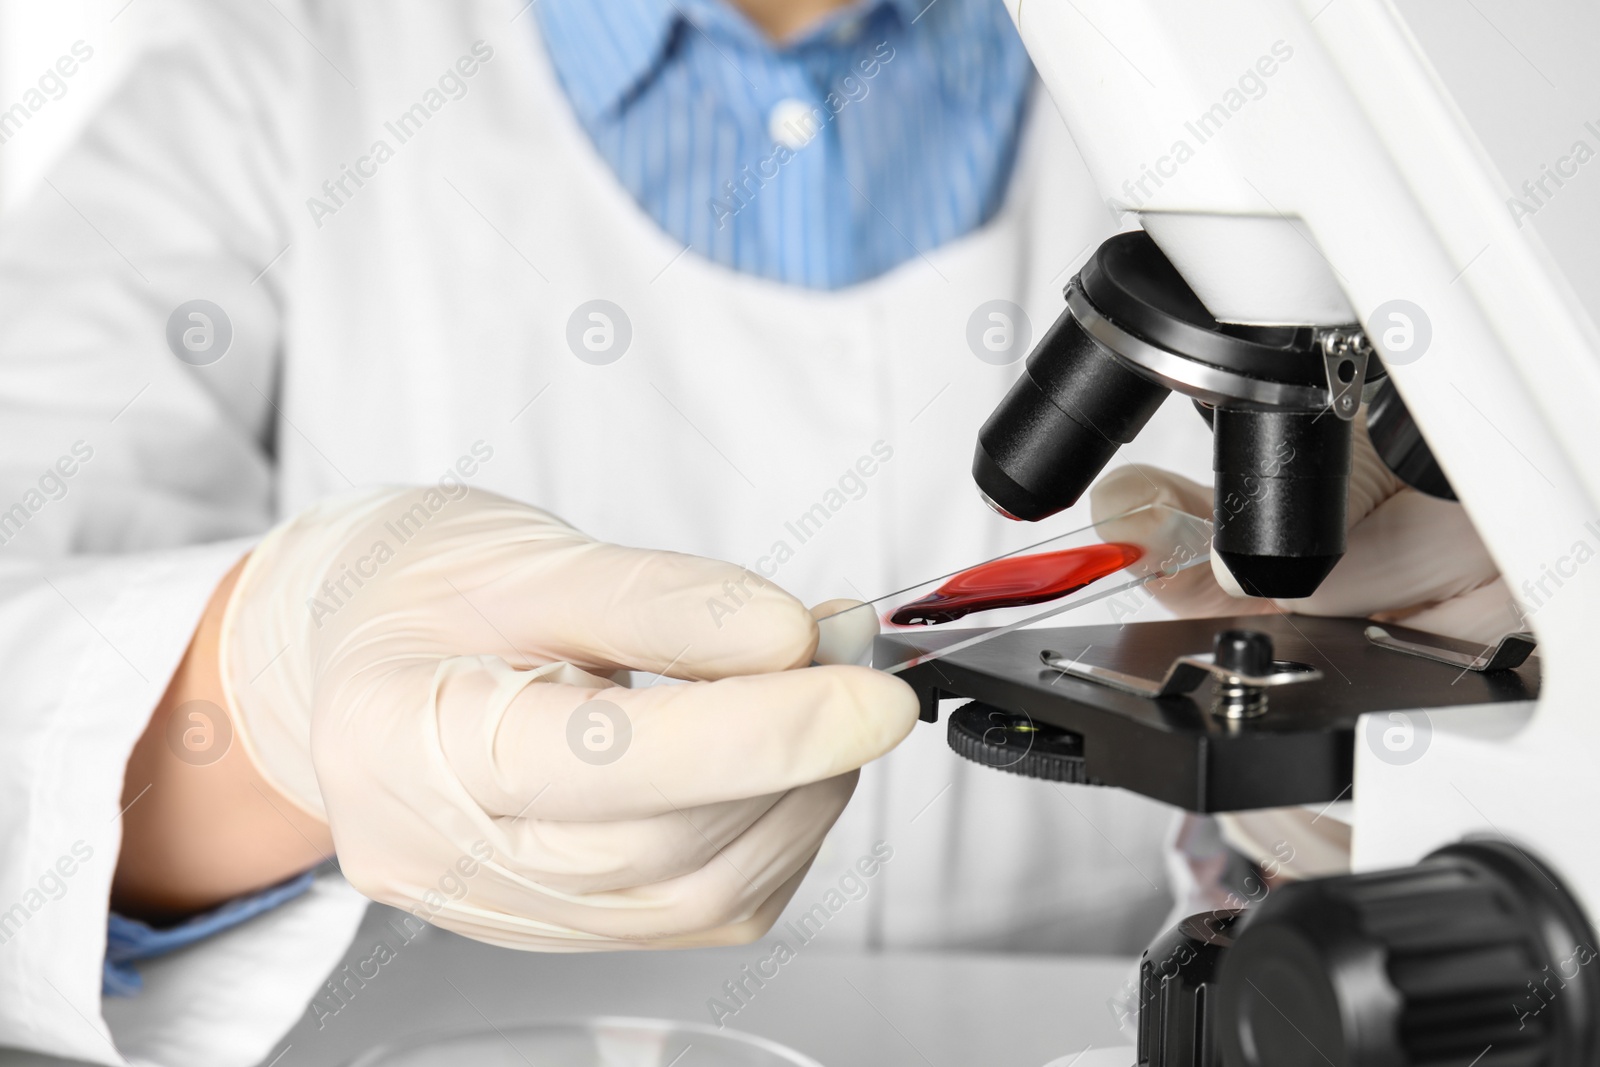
[
  {"xmin": 1003, "ymin": 0, "xmax": 1600, "ymax": 1061},
  {"xmin": 1006, "ymin": 0, "xmax": 1600, "ymax": 910}
]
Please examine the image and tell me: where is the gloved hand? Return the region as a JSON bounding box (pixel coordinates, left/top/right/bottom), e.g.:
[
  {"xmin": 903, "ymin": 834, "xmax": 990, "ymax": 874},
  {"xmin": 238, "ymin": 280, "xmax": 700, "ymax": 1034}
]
[
  {"xmin": 1089, "ymin": 415, "xmax": 1517, "ymax": 643},
  {"xmin": 219, "ymin": 486, "xmax": 916, "ymax": 949}
]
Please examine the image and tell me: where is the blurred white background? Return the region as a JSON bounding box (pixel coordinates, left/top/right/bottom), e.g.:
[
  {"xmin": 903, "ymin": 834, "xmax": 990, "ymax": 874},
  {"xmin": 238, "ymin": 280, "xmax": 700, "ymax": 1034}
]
[{"xmin": 0, "ymin": 0, "xmax": 144, "ymax": 212}]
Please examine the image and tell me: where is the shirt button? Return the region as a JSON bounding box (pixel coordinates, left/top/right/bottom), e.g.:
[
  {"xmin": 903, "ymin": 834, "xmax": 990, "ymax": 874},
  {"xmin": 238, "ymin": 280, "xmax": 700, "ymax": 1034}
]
[
  {"xmin": 769, "ymin": 98, "xmax": 821, "ymax": 150},
  {"xmin": 833, "ymin": 17, "xmax": 862, "ymax": 43}
]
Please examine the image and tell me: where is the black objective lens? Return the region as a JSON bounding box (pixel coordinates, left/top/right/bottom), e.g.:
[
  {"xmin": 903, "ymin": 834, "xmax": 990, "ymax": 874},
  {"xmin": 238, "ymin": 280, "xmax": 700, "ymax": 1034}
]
[
  {"xmin": 1213, "ymin": 408, "xmax": 1351, "ymax": 598},
  {"xmin": 973, "ymin": 306, "xmax": 1170, "ymax": 521}
]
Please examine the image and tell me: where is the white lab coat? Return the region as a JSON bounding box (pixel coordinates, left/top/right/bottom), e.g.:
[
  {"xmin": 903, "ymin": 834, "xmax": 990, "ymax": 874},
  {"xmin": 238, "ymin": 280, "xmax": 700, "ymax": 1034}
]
[{"xmin": 0, "ymin": 2, "xmax": 1215, "ymax": 1064}]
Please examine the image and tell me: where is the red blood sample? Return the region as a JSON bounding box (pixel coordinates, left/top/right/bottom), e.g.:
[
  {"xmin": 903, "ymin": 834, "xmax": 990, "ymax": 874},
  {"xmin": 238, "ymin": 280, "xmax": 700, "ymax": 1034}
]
[{"xmin": 888, "ymin": 542, "xmax": 1145, "ymax": 626}]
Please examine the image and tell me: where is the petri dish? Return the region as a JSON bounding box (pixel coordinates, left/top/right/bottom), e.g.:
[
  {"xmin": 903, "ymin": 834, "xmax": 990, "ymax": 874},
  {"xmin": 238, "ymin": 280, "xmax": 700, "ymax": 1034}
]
[{"xmin": 347, "ymin": 1016, "xmax": 826, "ymax": 1067}]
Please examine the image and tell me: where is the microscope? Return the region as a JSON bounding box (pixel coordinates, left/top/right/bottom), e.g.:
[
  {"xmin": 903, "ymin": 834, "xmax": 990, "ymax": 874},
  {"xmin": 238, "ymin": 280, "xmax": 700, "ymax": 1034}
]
[{"xmin": 882, "ymin": 2, "xmax": 1600, "ymax": 1063}]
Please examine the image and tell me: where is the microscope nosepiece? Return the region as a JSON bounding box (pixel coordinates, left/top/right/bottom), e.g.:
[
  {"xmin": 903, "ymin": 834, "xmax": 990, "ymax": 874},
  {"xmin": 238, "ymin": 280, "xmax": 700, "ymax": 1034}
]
[{"xmin": 971, "ymin": 230, "xmax": 1368, "ymax": 599}]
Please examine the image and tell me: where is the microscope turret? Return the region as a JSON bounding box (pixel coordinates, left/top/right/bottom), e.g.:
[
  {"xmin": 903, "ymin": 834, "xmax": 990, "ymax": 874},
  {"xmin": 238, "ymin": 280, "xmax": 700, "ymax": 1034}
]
[{"xmin": 973, "ymin": 229, "xmax": 1388, "ymax": 598}]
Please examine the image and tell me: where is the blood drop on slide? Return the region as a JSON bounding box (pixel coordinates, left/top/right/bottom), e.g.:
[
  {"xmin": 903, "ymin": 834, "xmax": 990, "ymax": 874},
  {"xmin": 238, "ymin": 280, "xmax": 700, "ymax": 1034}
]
[{"xmin": 888, "ymin": 542, "xmax": 1144, "ymax": 626}]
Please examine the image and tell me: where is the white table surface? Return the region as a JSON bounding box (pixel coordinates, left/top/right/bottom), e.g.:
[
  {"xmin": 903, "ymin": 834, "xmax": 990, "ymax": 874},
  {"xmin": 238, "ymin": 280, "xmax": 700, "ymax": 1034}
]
[{"xmin": 1, "ymin": 904, "xmax": 1140, "ymax": 1067}]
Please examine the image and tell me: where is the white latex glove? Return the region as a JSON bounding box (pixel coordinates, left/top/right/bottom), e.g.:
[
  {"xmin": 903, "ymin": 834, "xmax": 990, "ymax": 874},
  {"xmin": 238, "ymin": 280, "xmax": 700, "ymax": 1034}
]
[
  {"xmin": 1089, "ymin": 414, "xmax": 1517, "ymax": 644},
  {"xmin": 219, "ymin": 486, "xmax": 916, "ymax": 949}
]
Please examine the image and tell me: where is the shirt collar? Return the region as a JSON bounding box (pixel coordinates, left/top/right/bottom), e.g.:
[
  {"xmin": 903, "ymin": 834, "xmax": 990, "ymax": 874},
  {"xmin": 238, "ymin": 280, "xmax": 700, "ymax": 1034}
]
[
  {"xmin": 536, "ymin": 0, "xmax": 683, "ymax": 123},
  {"xmin": 878, "ymin": 0, "xmax": 925, "ymax": 27},
  {"xmin": 538, "ymin": 0, "xmax": 917, "ymax": 122}
]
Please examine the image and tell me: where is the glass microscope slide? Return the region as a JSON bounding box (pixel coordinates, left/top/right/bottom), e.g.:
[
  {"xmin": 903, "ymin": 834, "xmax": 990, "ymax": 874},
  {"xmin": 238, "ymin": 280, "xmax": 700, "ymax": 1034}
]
[{"xmin": 816, "ymin": 503, "xmax": 1213, "ymax": 674}]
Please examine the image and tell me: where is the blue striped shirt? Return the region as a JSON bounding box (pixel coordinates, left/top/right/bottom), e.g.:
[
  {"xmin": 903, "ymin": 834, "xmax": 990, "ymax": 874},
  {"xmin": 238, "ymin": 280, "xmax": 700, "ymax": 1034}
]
[{"xmin": 535, "ymin": 0, "xmax": 1034, "ymax": 289}]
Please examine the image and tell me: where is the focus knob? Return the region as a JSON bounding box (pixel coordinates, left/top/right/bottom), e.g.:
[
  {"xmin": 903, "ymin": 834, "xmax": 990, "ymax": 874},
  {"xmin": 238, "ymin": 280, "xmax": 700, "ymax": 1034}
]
[
  {"xmin": 946, "ymin": 702, "xmax": 1092, "ymax": 784},
  {"xmin": 1217, "ymin": 840, "xmax": 1599, "ymax": 1066}
]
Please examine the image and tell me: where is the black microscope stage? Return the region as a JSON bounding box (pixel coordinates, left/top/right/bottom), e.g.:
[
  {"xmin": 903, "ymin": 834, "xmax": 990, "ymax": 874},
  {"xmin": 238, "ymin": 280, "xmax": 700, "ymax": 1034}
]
[{"xmin": 881, "ymin": 614, "xmax": 1538, "ymax": 813}]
